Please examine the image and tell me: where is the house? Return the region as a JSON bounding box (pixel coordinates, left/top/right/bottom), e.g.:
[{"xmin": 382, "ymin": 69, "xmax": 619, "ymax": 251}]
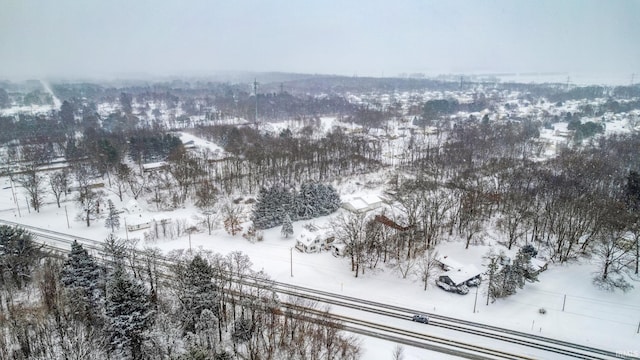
[
  {"xmin": 434, "ymin": 255, "xmax": 483, "ymax": 290},
  {"xmin": 294, "ymin": 223, "xmax": 336, "ymax": 254},
  {"xmin": 436, "ymin": 264, "xmax": 483, "ymax": 295},
  {"xmin": 436, "ymin": 273, "xmax": 470, "ymax": 295},
  {"xmin": 435, "ymin": 254, "xmax": 465, "ymax": 271},
  {"xmin": 342, "ymin": 194, "xmax": 383, "ymax": 214},
  {"xmin": 126, "ymin": 221, "xmax": 153, "ymax": 232},
  {"xmin": 142, "ymin": 161, "xmax": 168, "ymax": 173},
  {"xmin": 554, "ymin": 129, "xmax": 574, "ymax": 138},
  {"xmin": 295, "ymin": 232, "xmax": 322, "ymax": 253},
  {"xmin": 67, "ymin": 182, "xmax": 105, "ymax": 193}
]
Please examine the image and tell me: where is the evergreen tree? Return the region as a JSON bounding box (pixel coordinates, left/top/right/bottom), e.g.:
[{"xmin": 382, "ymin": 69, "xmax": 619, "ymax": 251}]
[
  {"xmin": 296, "ymin": 183, "xmax": 341, "ymax": 219},
  {"xmin": 60, "ymin": 240, "xmax": 103, "ymax": 323},
  {"xmin": 490, "ymin": 250, "xmax": 535, "ymax": 300},
  {"xmin": 178, "ymin": 255, "xmax": 219, "ymax": 334},
  {"xmin": 105, "ymin": 199, "xmax": 121, "ymax": 232},
  {"xmin": 251, "ymin": 185, "xmax": 294, "ymax": 229},
  {"xmin": 281, "ymin": 214, "xmax": 294, "ymax": 238},
  {"xmin": 314, "ymin": 183, "xmax": 341, "ymax": 216},
  {"xmin": 252, "ymin": 183, "xmax": 341, "ymax": 229},
  {"xmin": 0, "ymin": 225, "xmax": 41, "ymax": 289},
  {"xmin": 105, "ymin": 265, "xmax": 154, "ymax": 360}
]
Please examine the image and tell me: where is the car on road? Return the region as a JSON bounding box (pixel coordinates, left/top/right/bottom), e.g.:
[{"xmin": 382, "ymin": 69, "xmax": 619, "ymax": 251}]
[{"xmin": 412, "ymin": 314, "xmax": 429, "ymax": 324}]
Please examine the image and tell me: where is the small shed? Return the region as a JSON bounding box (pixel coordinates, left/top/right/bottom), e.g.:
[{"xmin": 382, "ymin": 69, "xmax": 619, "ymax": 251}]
[
  {"xmin": 331, "ymin": 243, "xmax": 347, "ymax": 257},
  {"xmin": 527, "ymin": 258, "xmax": 548, "ymax": 277}
]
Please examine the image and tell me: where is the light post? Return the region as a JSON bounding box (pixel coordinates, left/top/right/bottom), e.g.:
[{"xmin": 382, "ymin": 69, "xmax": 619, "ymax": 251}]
[{"xmin": 290, "ymin": 247, "xmax": 293, "ymax": 277}]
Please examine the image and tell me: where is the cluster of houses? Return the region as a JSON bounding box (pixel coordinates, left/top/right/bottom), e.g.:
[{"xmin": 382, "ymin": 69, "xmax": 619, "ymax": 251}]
[
  {"xmin": 434, "ymin": 253, "xmax": 548, "ymax": 295},
  {"xmin": 293, "ymin": 191, "xmax": 548, "ymax": 296},
  {"xmin": 294, "ymin": 194, "xmax": 387, "ymax": 256}
]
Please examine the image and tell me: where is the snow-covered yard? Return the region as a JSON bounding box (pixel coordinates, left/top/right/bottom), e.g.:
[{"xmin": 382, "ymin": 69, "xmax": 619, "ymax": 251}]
[{"xmin": 1, "ymin": 172, "xmax": 638, "ymax": 359}]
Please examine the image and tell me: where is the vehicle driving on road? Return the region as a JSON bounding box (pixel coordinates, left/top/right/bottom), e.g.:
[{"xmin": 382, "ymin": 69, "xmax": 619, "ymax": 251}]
[{"xmin": 412, "ymin": 314, "xmax": 429, "ymax": 324}]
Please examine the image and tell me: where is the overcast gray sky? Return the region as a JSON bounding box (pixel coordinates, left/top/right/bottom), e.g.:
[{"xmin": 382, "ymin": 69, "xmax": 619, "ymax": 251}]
[{"xmin": 1, "ymin": 0, "xmax": 639, "ymax": 80}]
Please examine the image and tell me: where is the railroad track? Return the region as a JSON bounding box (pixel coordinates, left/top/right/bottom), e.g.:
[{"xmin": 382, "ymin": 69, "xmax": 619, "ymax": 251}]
[{"xmin": 1, "ymin": 219, "xmax": 633, "ymax": 360}]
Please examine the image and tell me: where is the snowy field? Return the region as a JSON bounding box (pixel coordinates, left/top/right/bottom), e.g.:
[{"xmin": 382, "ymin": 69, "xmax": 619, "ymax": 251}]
[
  {"xmin": 1, "ymin": 167, "xmax": 639, "ymax": 359},
  {"xmin": 0, "ymin": 94, "xmax": 638, "ymax": 357}
]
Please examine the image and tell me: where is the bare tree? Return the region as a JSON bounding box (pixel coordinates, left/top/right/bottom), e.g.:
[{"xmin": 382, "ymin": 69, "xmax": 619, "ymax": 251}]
[
  {"xmin": 394, "ymin": 255, "xmax": 416, "ymax": 279},
  {"xmin": 127, "ymin": 169, "xmax": 147, "ymax": 200},
  {"xmin": 333, "ymin": 213, "xmax": 369, "ymax": 277},
  {"xmin": 222, "ymin": 202, "xmax": 243, "ymax": 236},
  {"xmin": 416, "ymin": 249, "xmax": 440, "ymax": 291},
  {"xmin": 15, "ymin": 144, "xmax": 50, "ymax": 213},
  {"xmin": 592, "ymin": 203, "xmax": 636, "ymax": 292},
  {"xmin": 110, "ymin": 163, "xmax": 131, "ymax": 202},
  {"xmin": 168, "ymin": 146, "xmax": 205, "ymax": 204},
  {"xmin": 392, "ymin": 344, "xmax": 405, "ymax": 360},
  {"xmin": 16, "ymin": 169, "xmax": 45, "ymax": 213},
  {"xmin": 49, "ymin": 169, "xmax": 68, "ymax": 208},
  {"xmin": 195, "ymin": 179, "xmax": 219, "ymax": 235},
  {"xmin": 77, "ymin": 185, "xmax": 103, "ymax": 227}
]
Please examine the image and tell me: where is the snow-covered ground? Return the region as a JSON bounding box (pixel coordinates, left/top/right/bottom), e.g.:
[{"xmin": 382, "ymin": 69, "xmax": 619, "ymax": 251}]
[
  {"xmin": 1, "ymin": 168, "xmax": 639, "ymax": 359},
  {"xmin": 1, "ymin": 83, "xmax": 639, "ymax": 357}
]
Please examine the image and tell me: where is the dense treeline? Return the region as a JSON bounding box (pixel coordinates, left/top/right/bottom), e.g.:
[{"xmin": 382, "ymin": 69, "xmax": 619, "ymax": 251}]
[
  {"xmin": 346, "ymin": 122, "xmax": 640, "ymax": 290},
  {"xmin": 251, "ymin": 183, "xmax": 341, "ymax": 229},
  {"xmin": 2, "ymin": 77, "xmax": 640, "ymax": 294},
  {"xmin": 195, "ymin": 125, "xmax": 382, "ymax": 193},
  {"xmin": 0, "ymin": 229, "xmax": 361, "ymax": 359}
]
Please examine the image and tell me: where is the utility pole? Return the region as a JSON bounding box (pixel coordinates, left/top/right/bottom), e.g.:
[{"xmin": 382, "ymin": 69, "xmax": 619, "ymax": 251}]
[
  {"xmin": 64, "ymin": 205, "xmax": 70, "ymax": 228},
  {"xmin": 473, "ymin": 285, "xmax": 479, "ymax": 313},
  {"xmin": 9, "ymin": 176, "xmax": 21, "ymax": 217},
  {"xmin": 290, "ymin": 247, "xmax": 293, "ymax": 277}
]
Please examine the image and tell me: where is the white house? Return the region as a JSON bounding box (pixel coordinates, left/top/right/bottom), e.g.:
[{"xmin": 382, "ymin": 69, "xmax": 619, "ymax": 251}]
[
  {"xmin": 342, "ymin": 194, "xmax": 383, "ymax": 214},
  {"xmin": 295, "ymin": 226, "xmax": 336, "ymax": 254},
  {"xmin": 295, "ymin": 232, "xmax": 322, "ymax": 253}
]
